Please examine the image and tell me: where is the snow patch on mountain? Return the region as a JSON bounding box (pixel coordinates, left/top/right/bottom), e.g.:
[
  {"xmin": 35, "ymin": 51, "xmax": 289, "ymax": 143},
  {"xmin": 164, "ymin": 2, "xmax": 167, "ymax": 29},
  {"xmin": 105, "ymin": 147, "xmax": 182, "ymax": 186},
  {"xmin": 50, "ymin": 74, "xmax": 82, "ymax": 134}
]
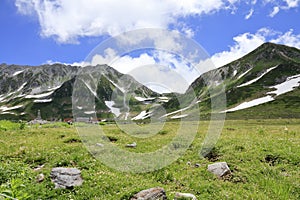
[
  {"xmin": 233, "ymin": 70, "xmax": 238, "ymax": 77},
  {"xmin": 0, "ymin": 112, "xmax": 16, "ymax": 115},
  {"xmin": 267, "ymin": 74, "xmax": 300, "ymax": 96},
  {"xmin": 17, "ymin": 82, "xmax": 27, "ymax": 92},
  {"xmin": 158, "ymin": 96, "xmax": 170, "ymax": 103},
  {"xmin": 237, "ymin": 68, "xmax": 252, "ymax": 79},
  {"xmin": 0, "ymin": 105, "xmax": 23, "ymax": 112},
  {"xmin": 103, "ymin": 75, "xmax": 125, "ymax": 93},
  {"xmin": 0, "ymin": 83, "xmax": 27, "ymax": 103},
  {"xmin": 83, "ymin": 81, "xmax": 97, "ymax": 97},
  {"xmin": 221, "ymin": 74, "xmax": 300, "ymax": 113},
  {"xmin": 25, "ymin": 91, "xmax": 55, "ymax": 99},
  {"xmin": 132, "ymin": 110, "xmax": 151, "ymax": 120},
  {"xmin": 171, "ymin": 114, "xmax": 188, "ymax": 119},
  {"xmin": 237, "ymin": 66, "xmax": 278, "ymax": 88},
  {"xmin": 222, "ymin": 96, "xmax": 274, "ymax": 113},
  {"xmin": 84, "ymin": 111, "xmax": 96, "ymax": 115},
  {"xmin": 0, "ymin": 95, "xmax": 5, "ymax": 103},
  {"xmin": 162, "ymin": 103, "xmax": 193, "ymax": 118},
  {"xmin": 47, "ymin": 84, "xmax": 62, "ymax": 91},
  {"xmin": 135, "ymin": 97, "xmax": 155, "ymax": 102},
  {"xmin": 12, "ymin": 70, "xmax": 24, "ymax": 76},
  {"xmin": 105, "ymin": 101, "xmax": 121, "ymax": 117},
  {"xmin": 34, "ymin": 99, "xmax": 53, "ymax": 103}
]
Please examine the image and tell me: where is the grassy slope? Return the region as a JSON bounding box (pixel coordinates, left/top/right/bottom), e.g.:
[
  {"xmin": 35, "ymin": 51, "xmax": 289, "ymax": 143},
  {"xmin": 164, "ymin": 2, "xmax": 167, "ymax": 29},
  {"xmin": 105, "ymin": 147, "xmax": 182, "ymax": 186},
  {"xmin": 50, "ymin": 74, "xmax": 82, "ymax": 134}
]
[{"xmin": 0, "ymin": 120, "xmax": 299, "ymax": 199}]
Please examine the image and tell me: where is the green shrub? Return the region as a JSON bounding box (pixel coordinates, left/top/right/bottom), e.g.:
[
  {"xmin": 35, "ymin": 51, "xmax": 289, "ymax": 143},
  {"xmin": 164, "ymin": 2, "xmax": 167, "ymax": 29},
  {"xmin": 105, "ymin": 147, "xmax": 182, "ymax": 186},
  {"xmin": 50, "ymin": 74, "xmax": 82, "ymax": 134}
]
[
  {"xmin": 99, "ymin": 122, "xmax": 106, "ymax": 126},
  {"xmin": 19, "ymin": 122, "xmax": 26, "ymax": 130}
]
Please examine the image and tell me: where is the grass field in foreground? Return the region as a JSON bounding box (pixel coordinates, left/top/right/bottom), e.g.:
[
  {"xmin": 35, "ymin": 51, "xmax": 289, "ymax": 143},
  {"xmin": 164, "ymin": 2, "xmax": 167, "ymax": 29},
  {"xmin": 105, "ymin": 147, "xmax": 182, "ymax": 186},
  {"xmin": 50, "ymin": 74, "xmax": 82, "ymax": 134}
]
[{"xmin": 0, "ymin": 119, "xmax": 299, "ymax": 199}]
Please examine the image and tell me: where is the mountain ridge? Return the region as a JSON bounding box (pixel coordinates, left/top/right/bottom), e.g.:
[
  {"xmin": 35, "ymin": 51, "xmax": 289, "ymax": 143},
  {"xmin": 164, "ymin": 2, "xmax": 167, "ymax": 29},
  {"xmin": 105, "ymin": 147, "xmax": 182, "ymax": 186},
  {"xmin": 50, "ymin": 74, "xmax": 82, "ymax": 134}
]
[{"xmin": 1, "ymin": 42, "xmax": 300, "ymax": 120}]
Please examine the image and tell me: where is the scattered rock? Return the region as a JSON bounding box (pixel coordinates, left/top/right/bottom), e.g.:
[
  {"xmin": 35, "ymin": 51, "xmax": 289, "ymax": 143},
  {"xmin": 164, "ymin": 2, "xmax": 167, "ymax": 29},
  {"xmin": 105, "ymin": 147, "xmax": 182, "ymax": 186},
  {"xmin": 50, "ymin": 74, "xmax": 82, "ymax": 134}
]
[
  {"xmin": 33, "ymin": 164, "xmax": 45, "ymax": 171},
  {"xmin": 126, "ymin": 142, "xmax": 137, "ymax": 148},
  {"xmin": 280, "ymin": 172, "xmax": 290, "ymax": 177},
  {"xmin": 186, "ymin": 161, "xmax": 191, "ymax": 166},
  {"xmin": 96, "ymin": 143, "xmax": 104, "ymax": 147},
  {"xmin": 174, "ymin": 192, "xmax": 197, "ymax": 200},
  {"xmin": 50, "ymin": 167, "xmax": 83, "ymax": 189},
  {"xmin": 207, "ymin": 162, "xmax": 231, "ymax": 177},
  {"xmin": 131, "ymin": 187, "xmax": 167, "ymax": 200},
  {"xmin": 36, "ymin": 173, "xmax": 45, "ymax": 183}
]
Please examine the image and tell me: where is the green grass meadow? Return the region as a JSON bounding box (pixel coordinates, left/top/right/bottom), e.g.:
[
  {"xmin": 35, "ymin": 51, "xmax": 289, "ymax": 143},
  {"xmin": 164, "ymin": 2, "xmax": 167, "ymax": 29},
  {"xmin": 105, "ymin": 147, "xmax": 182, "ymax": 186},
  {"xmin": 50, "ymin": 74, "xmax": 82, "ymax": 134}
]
[{"xmin": 0, "ymin": 119, "xmax": 299, "ymax": 199}]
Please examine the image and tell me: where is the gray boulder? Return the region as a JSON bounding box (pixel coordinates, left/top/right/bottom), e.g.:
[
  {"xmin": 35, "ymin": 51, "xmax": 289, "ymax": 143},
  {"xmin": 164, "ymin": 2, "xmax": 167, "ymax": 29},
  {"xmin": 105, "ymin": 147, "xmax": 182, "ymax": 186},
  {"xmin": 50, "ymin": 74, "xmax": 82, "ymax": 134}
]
[
  {"xmin": 50, "ymin": 167, "xmax": 83, "ymax": 189},
  {"xmin": 207, "ymin": 162, "xmax": 231, "ymax": 177},
  {"xmin": 131, "ymin": 187, "xmax": 167, "ymax": 200}
]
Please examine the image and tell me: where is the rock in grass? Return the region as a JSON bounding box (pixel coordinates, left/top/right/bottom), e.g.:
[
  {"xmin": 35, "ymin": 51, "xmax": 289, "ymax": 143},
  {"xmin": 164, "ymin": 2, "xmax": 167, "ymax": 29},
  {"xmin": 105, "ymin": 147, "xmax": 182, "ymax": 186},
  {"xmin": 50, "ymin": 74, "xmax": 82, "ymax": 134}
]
[
  {"xmin": 33, "ymin": 164, "xmax": 45, "ymax": 171},
  {"xmin": 36, "ymin": 173, "xmax": 45, "ymax": 183},
  {"xmin": 96, "ymin": 143, "xmax": 104, "ymax": 147},
  {"xmin": 174, "ymin": 192, "xmax": 197, "ymax": 200},
  {"xmin": 131, "ymin": 187, "xmax": 167, "ymax": 200},
  {"xmin": 50, "ymin": 167, "xmax": 83, "ymax": 189},
  {"xmin": 207, "ymin": 162, "xmax": 231, "ymax": 177},
  {"xmin": 126, "ymin": 142, "xmax": 137, "ymax": 148}
]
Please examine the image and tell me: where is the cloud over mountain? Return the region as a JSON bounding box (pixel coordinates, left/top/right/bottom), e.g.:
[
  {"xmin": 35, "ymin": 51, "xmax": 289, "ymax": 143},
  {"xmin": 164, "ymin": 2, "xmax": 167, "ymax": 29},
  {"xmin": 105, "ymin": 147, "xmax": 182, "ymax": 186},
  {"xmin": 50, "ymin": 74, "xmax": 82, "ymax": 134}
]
[{"xmin": 15, "ymin": 0, "xmax": 238, "ymax": 43}]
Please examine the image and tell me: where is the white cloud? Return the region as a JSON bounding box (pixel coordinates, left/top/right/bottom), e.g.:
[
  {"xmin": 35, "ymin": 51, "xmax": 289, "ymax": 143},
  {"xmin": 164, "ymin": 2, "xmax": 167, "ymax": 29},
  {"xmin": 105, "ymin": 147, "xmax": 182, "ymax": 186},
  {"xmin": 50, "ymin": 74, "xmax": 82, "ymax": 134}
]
[
  {"xmin": 110, "ymin": 53, "xmax": 156, "ymax": 75},
  {"xmin": 48, "ymin": 27, "xmax": 300, "ymax": 90},
  {"xmin": 267, "ymin": 0, "xmax": 299, "ymax": 17},
  {"xmin": 245, "ymin": 9, "xmax": 254, "ymax": 19},
  {"xmin": 210, "ymin": 29, "xmax": 267, "ymax": 67},
  {"xmin": 270, "ymin": 29, "xmax": 300, "ymax": 49},
  {"xmin": 209, "ymin": 28, "xmax": 300, "ymax": 68},
  {"xmin": 283, "ymin": 0, "xmax": 300, "ymax": 8},
  {"xmin": 251, "ymin": 0, "xmax": 258, "ymax": 5},
  {"xmin": 269, "ymin": 6, "xmax": 280, "ymax": 17},
  {"xmin": 266, "ymin": 0, "xmax": 299, "ymax": 17},
  {"xmin": 88, "ymin": 50, "xmax": 201, "ymax": 93},
  {"xmin": 15, "ymin": 0, "xmax": 237, "ymax": 43}
]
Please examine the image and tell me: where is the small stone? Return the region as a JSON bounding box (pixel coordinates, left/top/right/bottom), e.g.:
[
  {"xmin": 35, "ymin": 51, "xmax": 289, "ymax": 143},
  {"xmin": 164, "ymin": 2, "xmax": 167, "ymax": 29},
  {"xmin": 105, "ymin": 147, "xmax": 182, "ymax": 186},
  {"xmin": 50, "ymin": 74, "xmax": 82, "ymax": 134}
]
[
  {"xmin": 207, "ymin": 162, "xmax": 231, "ymax": 177},
  {"xmin": 186, "ymin": 161, "xmax": 191, "ymax": 166},
  {"xmin": 126, "ymin": 142, "xmax": 137, "ymax": 148},
  {"xmin": 36, "ymin": 173, "xmax": 45, "ymax": 183},
  {"xmin": 175, "ymin": 192, "xmax": 197, "ymax": 200},
  {"xmin": 50, "ymin": 167, "xmax": 83, "ymax": 189},
  {"xmin": 280, "ymin": 172, "xmax": 290, "ymax": 177},
  {"xmin": 96, "ymin": 143, "xmax": 104, "ymax": 147},
  {"xmin": 194, "ymin": 163, "xmax": 200, "ymax": 168},
  {"xmin": 33, "ymin": 164, "xmax": 45, "ymax": 171},
  {"xmin": 131, "ymin": 187, "xmax": 167, "ymax": 200}
]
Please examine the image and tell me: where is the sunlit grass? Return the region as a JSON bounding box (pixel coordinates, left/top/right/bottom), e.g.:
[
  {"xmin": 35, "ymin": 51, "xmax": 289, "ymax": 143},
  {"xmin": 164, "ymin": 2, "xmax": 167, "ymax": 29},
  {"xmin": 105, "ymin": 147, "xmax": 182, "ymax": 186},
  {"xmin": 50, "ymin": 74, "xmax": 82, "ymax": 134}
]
[{"xmin": 0, "ymin": 119, "xmax": 299, "ymax": 199}]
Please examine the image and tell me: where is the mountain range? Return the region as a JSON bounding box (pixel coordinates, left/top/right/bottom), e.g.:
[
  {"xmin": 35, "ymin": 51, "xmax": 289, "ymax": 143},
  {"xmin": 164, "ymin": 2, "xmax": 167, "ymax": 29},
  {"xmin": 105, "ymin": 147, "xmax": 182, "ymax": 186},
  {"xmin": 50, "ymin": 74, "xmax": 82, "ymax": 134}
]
[{"xmin": 0, "ymin": 42, "xmax": 300, "ymax": 121}]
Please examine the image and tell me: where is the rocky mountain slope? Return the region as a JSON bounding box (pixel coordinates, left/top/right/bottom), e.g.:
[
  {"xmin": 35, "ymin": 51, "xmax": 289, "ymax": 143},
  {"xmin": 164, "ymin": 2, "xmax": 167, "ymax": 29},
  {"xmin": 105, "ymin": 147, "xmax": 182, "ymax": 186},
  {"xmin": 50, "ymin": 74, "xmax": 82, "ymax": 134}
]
[
  {"xmin": 0, "ymin": 64, "xmax": 159, "ymax": 121},
  {"xmin": 186, "ymin": 42, "xmax": 300, "ymax": 119}
]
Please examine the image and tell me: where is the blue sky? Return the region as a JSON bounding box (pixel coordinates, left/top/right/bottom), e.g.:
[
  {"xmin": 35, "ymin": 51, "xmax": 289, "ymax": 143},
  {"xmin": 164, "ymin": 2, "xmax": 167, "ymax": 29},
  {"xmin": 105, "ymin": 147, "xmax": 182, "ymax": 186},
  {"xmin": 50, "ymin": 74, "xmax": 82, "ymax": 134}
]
[{"xmin": 1, "ymin": 0, "xmax": 300, "ymax": 69}]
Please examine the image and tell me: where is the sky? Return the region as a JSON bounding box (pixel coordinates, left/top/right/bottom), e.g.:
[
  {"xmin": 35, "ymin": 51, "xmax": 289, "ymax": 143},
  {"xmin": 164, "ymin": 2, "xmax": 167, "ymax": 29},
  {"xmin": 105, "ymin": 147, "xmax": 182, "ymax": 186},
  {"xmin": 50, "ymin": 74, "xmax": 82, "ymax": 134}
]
[{"xmin": 1, "ymin": 0, "xmax": 300, "ymax": 92}]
